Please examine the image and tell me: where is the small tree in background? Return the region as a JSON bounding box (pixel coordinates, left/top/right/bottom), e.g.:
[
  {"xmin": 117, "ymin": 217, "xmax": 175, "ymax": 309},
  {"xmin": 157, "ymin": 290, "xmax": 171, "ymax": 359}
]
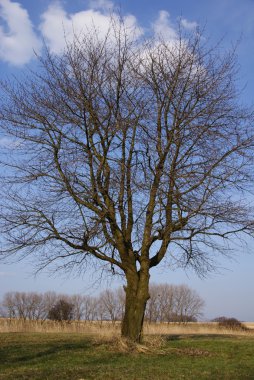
[
  {"xmin": 1, "ymin": 292, "xmax": 46, "ymax": 320},
  {"xmin": 145, "ymin": 284, "xmax": 204, "ymax": 322},
  {"xmin": 48, "ymin": 299, "xmax": 74, "ymax": 322},
  {"xmin": 99, "ymin": 288, "xmax": 125, "ymax": 323},
  {"xmin": 173, "ymin": 285, "xmax": 204, "ymax": 323}
]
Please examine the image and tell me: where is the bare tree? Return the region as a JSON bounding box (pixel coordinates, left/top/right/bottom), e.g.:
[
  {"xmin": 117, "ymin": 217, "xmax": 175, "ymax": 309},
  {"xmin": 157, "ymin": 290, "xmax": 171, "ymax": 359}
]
[
  {"xmin": 1, "ymin": 291, "xmax": 46, "ymax": 320},
  {"xmin": 6, "ymin": 292, "xmax": 32, "ymax": 320},
  {"xmin": 82, "ymin": 295, "xmax": 99, "ymax": 321},
  {"xmin": 145, "ymin": 286, "xmax": 160, "ymax": 323},
  {"xmin": 172, "ymin": 284, "xmax": 204, "ymax": 322},
  {"xmin": 156, "ymin": 284, "xmax": 175, "ymax": 322},
  {"xmin": 69, "ymin": 294, "xmax": 86, "ymax": 321},
  {"xmin": 0, "ymin": 291, "xmax": 90, "ymax": 321},
  {"xmin": 42, "ymin": 292, "xmax": 59, "ymax": 319},
  {"xmin": 99, "ymin": 288, "xmax": 123, "ymax": 323},
  {"xmin": 116, "ymin": 287, "xmax": 125, "ymax": 321},
  {"xmin": 1, "ymin": 293, "xmax": 17, "ymax": 319},
  {"xmin": 25, "ymin": 292, "xmax": 46, "ymax": 320},
  {"xmin": 0, "ymin": 285, "xmax": 202, "ymax": 323},
  {"xmin": 145, "ymin": 283, "xmax": 204, "ymax": 322},
  {"xmin": 0, "ymin": 20, "xmax": 254, "ymax": 342}
]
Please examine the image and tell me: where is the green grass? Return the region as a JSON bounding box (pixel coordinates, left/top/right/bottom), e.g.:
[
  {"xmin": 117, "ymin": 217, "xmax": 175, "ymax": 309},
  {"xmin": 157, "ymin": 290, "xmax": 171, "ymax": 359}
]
[{"xmin": 1, "ymin": 333, "xmax": 254, "ymax": 379}]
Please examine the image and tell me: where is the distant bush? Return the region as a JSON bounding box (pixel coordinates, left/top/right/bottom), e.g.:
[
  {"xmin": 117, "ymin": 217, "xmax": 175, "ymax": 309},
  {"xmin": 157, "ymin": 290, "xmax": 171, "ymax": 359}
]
[
  {"xmin": 48, "ymin": 299, "xmax": 74, "ymax": 322},
  {"xmin": 213, "ymin": 317, "xmax": 248, "ymax": 331}
]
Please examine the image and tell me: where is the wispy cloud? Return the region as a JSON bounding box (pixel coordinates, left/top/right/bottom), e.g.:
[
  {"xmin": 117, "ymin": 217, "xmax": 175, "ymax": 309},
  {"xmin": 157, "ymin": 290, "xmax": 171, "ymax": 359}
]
[
  {"xmin": 0, "ymin": 0, "xmax": 41, "ymax": 65},
  {"xmin": 152, "ymin": 11, "xmax": 177, "ymax": 41},
  {"xmin": 181, "ymin": 18, "xmax": 198, "ymax": 30}
]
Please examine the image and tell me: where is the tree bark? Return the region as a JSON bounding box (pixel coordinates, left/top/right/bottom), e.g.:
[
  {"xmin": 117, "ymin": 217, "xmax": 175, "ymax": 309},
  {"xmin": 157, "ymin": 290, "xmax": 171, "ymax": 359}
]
[{"xmin": 121, "ymin": 270, "xmax": 150, "ymax": 343}]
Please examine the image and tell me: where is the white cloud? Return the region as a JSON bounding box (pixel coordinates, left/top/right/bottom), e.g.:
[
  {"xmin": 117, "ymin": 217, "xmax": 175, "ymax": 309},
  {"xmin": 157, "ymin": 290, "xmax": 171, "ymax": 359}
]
[
  {"xmin": 181, "ymin": 18, "xmax": 198, "ymax": 30},
  {"xmin": 39, "ymin": 1, "xmax": 143, "ymax": 55},
  {"xmin": 152, "ymin": 11, "xmax": 177, "ymax": 41},
  {"xmin": 0, "ymin": 1, "xmax": 197, "ymax": 66},
  {"xmin": 0, "ymin": 0, "xmax": 41, "ymax": 65}
]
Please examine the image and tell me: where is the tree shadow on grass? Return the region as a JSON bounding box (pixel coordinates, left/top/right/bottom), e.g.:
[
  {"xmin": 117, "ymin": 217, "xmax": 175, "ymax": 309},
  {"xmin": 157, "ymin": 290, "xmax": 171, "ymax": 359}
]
[
  {"xmin": 164, "ymin": 335, "xmax": 181, "ymax": 341},
  {"xmin": 0, "ymin": 340, "xmax": 92, "ymax": 366},
  {"xmin": 164, "ymin": 334, "xmax": 238, "ymax": 341}
]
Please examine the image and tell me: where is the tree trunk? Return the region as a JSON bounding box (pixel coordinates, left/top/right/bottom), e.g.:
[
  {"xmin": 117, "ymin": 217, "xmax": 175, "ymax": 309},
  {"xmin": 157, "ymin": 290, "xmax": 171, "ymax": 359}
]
[{"xmin": 121, "ymin": 271, "xmax": 149, "ymax": 343}]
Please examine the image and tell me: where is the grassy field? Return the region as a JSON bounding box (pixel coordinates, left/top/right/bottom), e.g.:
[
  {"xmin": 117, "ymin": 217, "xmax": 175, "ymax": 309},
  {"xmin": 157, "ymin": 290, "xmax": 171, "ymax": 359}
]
[{"xmin": 1, "ymin": 331, "xmax": 254, "ymax": 379}]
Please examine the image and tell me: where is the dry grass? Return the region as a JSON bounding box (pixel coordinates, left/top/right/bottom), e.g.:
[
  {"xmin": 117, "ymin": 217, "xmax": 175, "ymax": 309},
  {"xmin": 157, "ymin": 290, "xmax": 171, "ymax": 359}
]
[
  {"xmin": 144, "ymin": 321, "xmax": 254, "ymax": 336},
  {"xmin": 244, "ymin": 322, "xmax": 254, "ymax": 329},
  {"xmin": 0, "ymin": 318, "xmax": 120, "ymax": 337},
  {"xmin": 0, "ymin": 318, "xmax": 253, "ymax": 337},
  {"xmin": 92, "ymin": 334, "xmax": 166, "ymax": 354}
]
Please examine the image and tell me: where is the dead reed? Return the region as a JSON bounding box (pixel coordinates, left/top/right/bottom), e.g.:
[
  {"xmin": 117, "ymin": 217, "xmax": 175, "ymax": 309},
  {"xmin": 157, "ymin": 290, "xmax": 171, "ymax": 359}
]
[
  {"xmin": 144, "ymin": 321, "xmax": 254, "ymax": 336},
  {"xmin": 0, "ymin": 318, "xmax": 120, "ymax": 337},
  {"xmin": 0, "ymin": 318, "xmax": 253, "ymax": 337}
]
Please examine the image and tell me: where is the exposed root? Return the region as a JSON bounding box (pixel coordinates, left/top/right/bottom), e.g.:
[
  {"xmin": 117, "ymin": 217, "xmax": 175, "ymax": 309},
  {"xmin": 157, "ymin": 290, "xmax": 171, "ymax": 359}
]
[{"xmin": 92, "ymin": 335, "xmax": 166, "ymax": 354}]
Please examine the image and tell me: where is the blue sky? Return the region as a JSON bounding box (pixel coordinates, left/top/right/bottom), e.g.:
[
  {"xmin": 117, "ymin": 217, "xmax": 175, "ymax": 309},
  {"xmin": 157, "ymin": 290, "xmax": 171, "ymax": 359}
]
[{"xmin": 0, "ymin": 0, "xmax": 254, "ymax": 321}]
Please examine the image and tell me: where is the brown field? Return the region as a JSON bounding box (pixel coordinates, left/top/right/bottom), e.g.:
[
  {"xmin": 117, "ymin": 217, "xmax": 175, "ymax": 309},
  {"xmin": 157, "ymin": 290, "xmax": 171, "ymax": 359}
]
[{"xmin": 1, "ymin": 318, "xmax": 253, "ymax": 337}]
